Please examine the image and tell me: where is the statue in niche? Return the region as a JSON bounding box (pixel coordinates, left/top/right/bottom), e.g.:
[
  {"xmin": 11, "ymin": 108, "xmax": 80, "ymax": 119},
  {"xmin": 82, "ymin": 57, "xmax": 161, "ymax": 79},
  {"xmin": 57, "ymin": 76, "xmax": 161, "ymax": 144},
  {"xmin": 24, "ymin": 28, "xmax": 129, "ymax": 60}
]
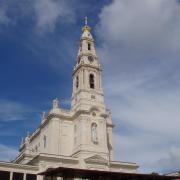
[{"xmin": 91, "ymin": 123, "xmax": 98, "ymax": 144}]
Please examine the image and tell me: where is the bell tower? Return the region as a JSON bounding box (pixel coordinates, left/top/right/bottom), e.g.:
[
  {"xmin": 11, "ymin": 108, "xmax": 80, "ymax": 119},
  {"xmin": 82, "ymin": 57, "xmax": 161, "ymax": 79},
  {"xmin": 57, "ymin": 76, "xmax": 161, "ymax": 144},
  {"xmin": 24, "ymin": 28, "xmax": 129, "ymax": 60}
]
[
  {"xmin": 71, "ymin": 17, "xmax": 105, "ymax": 111},
  {"xmin": 71, "ymin": 18, "xmax": 114, "ymax": 162}
]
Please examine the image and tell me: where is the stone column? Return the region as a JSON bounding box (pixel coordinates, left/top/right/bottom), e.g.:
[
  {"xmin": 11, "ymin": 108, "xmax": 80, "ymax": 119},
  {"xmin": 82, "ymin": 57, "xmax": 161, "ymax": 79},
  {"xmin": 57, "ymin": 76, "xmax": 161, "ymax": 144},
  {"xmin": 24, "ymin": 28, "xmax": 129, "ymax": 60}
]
[
  {"xmin": 23, "ymin": 173, "xmax": 26, "ymax": 180},
  {"xmin": 37, "ymin": 175, "xmax": 44, "ymax": 180},
  {"xmin": 10, "ymin": 172, "xmax": 13, "ymax": 180}
]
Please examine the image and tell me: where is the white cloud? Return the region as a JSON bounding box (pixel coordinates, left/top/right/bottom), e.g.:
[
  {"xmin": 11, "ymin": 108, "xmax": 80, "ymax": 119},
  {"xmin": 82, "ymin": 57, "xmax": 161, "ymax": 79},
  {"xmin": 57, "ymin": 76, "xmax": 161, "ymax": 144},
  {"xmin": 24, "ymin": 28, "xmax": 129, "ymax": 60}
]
[
  {"xmin": 106, "ymin": 79, "xmax": 180, "ymax": 136},
  {"xmin": 146, "ymin": 147, "xmax": 180, "ymax": 173},
  {"xmin": 97, "ymin": 0, "xmax": 180, "ymax": 173},
  {"xmin": 159, "ymin": 147, "xmax": 180, "ymax": 172},
  {"xmin": 97, "ymin": 0, "xmax": 180, "ymax": 74},
  {"xmin": 0, "ymin": 100, "xmax": 34, "ymax": 122},
  {"xmin": 0, "ymin": 131, "xmax": 17, "ymax": 137},
  {"xmin": 113, "ymin": 131, "xmax": 180, "ymax": 173},
  {"xmin": 0, "ymin": 8, "xmax": 10, "ymax": 25},
  {"xmin": 0, "ymin": 144, "xmax": 18, "ymax": 161},
  {"xmin": 0, "ymin": 0, "xmax": 75, "ymax": 33},
  {"xmin": 98, "ymin": 0, "xmax": 180, "ymax": 54},
  {"xmin": 34, "ymin": 0, "xmax": 75, "ymax": 32}
]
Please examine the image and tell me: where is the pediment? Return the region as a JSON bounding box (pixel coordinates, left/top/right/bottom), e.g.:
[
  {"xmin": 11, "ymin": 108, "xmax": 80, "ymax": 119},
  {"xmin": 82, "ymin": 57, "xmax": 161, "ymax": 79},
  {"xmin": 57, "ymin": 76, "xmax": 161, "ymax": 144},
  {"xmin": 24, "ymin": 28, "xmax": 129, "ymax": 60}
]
[{"xmin": 85, "ymin": 155, "xmax": 108, "ymax": 165}]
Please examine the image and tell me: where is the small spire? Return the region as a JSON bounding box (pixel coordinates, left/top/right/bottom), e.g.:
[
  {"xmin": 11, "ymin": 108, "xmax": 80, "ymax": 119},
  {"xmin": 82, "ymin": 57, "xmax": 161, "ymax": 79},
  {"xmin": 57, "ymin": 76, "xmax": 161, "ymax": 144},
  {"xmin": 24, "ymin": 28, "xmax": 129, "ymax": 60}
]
[
  {"xmin": 42, "ymin": 111, "xmax": 46, "ymax": 120},
  {"xmin": 25, "ymin": 132, "xmax": 30, "ymax": 144}
]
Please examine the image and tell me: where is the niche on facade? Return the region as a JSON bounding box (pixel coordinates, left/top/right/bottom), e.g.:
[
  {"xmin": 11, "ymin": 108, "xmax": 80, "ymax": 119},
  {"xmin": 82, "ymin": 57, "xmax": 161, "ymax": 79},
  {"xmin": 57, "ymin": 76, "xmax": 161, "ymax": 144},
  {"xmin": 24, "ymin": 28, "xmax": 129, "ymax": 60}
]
[
  {"xmin": 91, "ymin": 123, "xmax": 98, "ymax": 144},
  {"xmin": 43, "ymin": 135, "xmax": 47, "ymax": 149}
]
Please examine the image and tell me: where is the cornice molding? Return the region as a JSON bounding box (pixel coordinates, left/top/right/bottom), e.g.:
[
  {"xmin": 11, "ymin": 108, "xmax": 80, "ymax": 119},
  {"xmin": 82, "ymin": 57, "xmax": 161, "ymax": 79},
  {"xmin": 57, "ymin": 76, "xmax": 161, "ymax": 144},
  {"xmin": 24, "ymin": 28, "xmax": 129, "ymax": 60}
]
[
  {"xmin": 0, "ymin": 161, "xmax": 38, "ymax": 171},
  {"xmin": 73, "ymin": 64, "xmax": 102, "ymax": 76}
]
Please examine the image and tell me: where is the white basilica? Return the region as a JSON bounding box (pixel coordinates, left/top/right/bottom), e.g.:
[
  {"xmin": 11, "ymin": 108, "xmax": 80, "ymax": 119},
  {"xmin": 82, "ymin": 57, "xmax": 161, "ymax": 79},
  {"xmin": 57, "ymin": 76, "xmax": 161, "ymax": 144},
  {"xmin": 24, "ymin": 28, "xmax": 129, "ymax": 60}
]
[{"xmin": 0, "ymin": 19, "xmax": 139, "ymax": 180}]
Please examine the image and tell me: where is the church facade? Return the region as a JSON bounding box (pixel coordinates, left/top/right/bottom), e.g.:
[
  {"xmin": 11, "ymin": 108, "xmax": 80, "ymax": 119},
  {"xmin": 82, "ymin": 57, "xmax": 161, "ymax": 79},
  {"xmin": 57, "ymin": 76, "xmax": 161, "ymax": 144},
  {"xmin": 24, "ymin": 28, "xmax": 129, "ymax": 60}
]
[{"xmin": 0, "ymin": 21, "xmax": 139, "ymax": 180}]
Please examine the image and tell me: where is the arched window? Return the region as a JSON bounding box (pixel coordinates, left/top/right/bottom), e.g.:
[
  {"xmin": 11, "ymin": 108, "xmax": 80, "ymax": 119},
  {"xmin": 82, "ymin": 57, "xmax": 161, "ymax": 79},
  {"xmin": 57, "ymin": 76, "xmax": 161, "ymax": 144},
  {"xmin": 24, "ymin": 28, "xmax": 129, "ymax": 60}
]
[
  {"xmin": 43, "ymin": 135, "xmax": 46, "ymax": 148},
  {"xmin": 88, "ymin": 43, "xmax": 91, "ymax": 50},
  {"xmin": 76, "ymin": 76, "xmax": 79, "ymax": 89},
  {"xmin": 89, "ymin": 74, "xmax": 95, "ymax": 89},
  {"xmin": 91, "ymin": 123, "xmax": 98, "ymax": 144}
]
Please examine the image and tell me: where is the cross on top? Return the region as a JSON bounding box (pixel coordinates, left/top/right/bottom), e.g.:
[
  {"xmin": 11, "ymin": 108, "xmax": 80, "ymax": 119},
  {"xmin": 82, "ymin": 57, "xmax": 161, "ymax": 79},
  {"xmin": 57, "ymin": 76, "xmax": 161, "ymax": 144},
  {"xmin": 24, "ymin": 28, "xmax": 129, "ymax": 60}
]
[{"xmin": 85, "ymin": 16, "xmax": 88, "ymax": 26}]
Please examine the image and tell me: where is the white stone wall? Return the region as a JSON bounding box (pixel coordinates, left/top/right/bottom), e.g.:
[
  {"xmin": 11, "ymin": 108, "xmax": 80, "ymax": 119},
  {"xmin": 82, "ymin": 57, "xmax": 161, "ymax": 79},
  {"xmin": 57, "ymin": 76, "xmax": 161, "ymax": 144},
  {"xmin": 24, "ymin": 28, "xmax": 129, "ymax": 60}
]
[{"xmin": 12, "ymin": 23, "xmax": 139, "ymax": 174}]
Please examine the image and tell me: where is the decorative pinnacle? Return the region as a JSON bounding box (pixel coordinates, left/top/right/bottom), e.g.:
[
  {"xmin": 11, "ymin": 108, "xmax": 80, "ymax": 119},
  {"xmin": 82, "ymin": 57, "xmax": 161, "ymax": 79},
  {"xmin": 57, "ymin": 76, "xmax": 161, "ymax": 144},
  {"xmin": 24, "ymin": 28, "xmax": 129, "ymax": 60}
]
[
  {"xmin": 53, "ymin": 98, "xmax": 59, "ymax": 109},
  {"xmin": 42, "ymin": 111, "xmax": 46, "ymax": 120}
]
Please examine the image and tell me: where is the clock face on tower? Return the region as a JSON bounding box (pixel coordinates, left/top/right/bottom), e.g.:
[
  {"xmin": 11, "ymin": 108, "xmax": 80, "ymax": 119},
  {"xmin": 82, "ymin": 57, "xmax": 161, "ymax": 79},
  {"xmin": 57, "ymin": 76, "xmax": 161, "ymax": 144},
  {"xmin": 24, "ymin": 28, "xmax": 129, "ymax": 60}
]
[{"xmin": 88, "ymin": 56, "xmax": 94, "ymax": 63}]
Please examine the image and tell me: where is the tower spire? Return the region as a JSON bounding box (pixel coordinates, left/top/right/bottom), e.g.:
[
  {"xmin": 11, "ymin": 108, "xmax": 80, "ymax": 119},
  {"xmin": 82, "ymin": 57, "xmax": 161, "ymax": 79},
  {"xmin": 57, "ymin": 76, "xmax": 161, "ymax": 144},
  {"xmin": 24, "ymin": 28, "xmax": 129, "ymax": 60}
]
[{"xmin": 72, "ymin": 20, "xmax": 104, "ymax": 111}]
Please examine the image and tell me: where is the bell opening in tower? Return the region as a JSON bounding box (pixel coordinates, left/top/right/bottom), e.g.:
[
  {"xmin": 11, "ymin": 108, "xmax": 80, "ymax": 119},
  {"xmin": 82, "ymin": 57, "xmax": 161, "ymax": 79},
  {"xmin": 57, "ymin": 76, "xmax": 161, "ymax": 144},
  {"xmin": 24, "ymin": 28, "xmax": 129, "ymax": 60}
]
[
  {"xmin": 89, "ymin": 74, "xmax": 95, "ymax": 89},
  {"xmin": 88, "ymin": 42, "xmax": 91, "ymax": 50}
]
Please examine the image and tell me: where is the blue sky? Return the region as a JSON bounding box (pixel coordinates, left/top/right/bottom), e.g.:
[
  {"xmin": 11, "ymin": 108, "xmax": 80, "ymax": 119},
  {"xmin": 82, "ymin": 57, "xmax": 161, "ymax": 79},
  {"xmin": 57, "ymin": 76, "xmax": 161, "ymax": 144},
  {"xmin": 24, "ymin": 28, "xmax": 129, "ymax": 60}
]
[{"xmin": 0, "ymin": 0, "xmax": 180, "ymax": 174}]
